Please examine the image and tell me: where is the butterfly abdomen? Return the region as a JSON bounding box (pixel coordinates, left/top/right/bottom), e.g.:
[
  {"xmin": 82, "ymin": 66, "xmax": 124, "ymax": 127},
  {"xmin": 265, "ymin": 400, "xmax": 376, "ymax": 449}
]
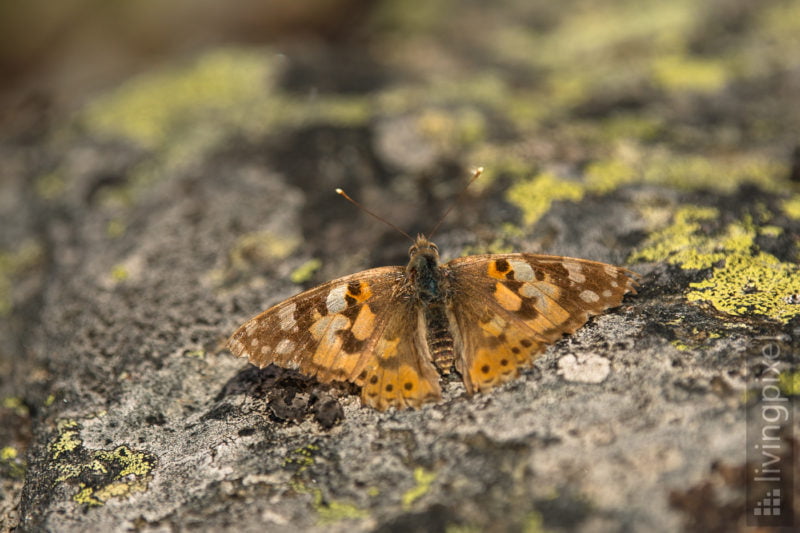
[{"xmin": 425, "ymin": 303, "xmax": 455, "ymax": 374}]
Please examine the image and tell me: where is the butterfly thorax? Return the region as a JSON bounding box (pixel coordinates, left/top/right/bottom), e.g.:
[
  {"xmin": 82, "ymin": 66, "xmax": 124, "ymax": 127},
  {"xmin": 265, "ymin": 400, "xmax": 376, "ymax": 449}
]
[{"xmin": 407, "ymin": 235, "xmax": 455, "ymax": 374}]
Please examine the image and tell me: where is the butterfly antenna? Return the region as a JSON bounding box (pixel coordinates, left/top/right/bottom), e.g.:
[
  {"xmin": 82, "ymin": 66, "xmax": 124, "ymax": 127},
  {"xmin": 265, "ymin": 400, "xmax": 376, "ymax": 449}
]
[
  {"xmin": 428, "ymin": 166, "xmax": 484, "ymax": 238},
  {"xmin": 335, "ymin": 188, "xmax": 414, "ymax": 242}
]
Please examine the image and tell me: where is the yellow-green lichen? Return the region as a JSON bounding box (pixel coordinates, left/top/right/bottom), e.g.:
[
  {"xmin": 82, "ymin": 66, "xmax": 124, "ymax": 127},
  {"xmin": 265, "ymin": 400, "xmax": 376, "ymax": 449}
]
[
  {"xmin": 283, "ymin": 445, "xmax": 368, "ymax": 524},
  {"xmin": 56, "ymin": 459, "xmax": 107, "ymax": 483},
  {"xmin": 82, "ymin": 49, "xmax": 278, "ymax": 149},
  {"xmin": 291, "ymin": 258, "xmax": 323, "ymax": 284},
  {"xmin": 402, "ymin": 467, "xmax": 436, "ymax": 509},
  {"xmin": 761, "ymin": 225, "xmax": 783, "ymax": 238},
  {"xmin": 96, "ymin": 446, "xmax": 154, "ymax": 478},
  {"xmin": 669, "ymin": 327, "xmax": 723, "ymax": 353},
  {"xmin": 446, "ymin": 525, "xmax": 482, "ymax": 533},
  {"xmin": 501, "ymin": 147, "xmax": 785, "ymax": 230},
  {"xmin": 506, "ymin": 172, "xmax": 585, "ymax": 226},
  {"xmin": 289, "ymin": 481, "xmax": 369, "ymax": 524},
  {"xmin": 596, "ymin": 113, "xmax": 665, "ymax": 143},
  {"xmin": 651, "ymin": 54, "xmax": 729, "ymax": 93},
  {"xmin": 283, "ymin": 444, "xmax": 319, "ymax": 473},
  {"xmin": 312, "ymin": 487, "xmax": 370, "ymax": 525},
  {"xmin": 687, "ymin": 251, "xmax": 800, "ymax": 323},
  {"xmin": 54, "ymin": 443, "xmax": 156, "ymax": 506},
  {"xmin": 73, "ymin": 479, "xmax": 150, "ymax": 507},
  {"xmin": 632, "ymin": 208, "xmax": 800, "ymax": 323},
  {"xmin": 1, "ymin": 446, "xmax": 26, "ymax": 479},
  {"xmin": 51, "ymin": 419, "xmax": 81, "ymax": 459},
  {"xmin": 583, "ymin": 158, "xmax": 639, "ymax": 194},
  {"xmin": 44, "ymin": 394, "xmax": 55, "ymax": 407},
  {"xmin": 779, "ymin": 372, "xmax": 800, "ymax": 396},
  {"xmin": 229, "ymin": 230, "xmax": 300, "ymax": 272},
  {"xmin": 110, "ymin": 264, "xmax": 129, "ymax": 282},
  {"xmin": 1, "ymin": 447, "xmax": 17, "ymax": 461},
  {"xmin": 671, "ymin": 340, "xmax": 691, "ymax": 352},
  {"xmin": 781, "ymin": 195, "xmax": 800, "ymax": 220},
  {"xmin": 184, "ymin": 349, "xmax": 205, "ymax": 358},
  {"xmin": 2, "ymin": 397, "xmax": 29, "ymax": 417},
  {"xmin": 640, "ymin": 152, "xmax": 787, "ymax": 194},
  {"xmin": 629, "ymin": 206, "xmax": 722, "ymax": 268}
]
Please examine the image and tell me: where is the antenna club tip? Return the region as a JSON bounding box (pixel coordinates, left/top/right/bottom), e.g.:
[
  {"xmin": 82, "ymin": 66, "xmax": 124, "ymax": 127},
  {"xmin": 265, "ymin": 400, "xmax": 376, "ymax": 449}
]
[{"xmin": 335, "ymin": 188, "xmax": 344, "ymax": 195}]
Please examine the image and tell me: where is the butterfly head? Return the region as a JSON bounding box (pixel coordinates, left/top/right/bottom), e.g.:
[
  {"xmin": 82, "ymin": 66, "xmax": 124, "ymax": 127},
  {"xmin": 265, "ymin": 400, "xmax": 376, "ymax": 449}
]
[{"xmin": 408, "ymin": 234, "xmax": 440, "ymax": 264}]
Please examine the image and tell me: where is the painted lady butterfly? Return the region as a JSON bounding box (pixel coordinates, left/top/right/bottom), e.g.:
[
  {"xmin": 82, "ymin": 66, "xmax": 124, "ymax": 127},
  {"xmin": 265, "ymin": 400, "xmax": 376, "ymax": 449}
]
[{"xmin": 227, "ymin": 170, "xmax": 638, "ymax": 411}]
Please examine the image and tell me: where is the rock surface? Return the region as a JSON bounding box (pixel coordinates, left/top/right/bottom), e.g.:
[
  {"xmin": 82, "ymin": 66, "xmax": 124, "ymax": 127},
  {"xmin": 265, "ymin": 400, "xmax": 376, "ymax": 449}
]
[{"xmin": 2, "ymin": 1, "xmax": 799, "ymax": 531}]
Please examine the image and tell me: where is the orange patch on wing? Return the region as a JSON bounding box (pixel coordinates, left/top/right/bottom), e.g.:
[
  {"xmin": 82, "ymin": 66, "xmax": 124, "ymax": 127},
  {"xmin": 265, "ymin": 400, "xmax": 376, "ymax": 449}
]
[
  {"xmin": 361, "ymin": 363, "xmax": 441, "ymax": 410},
  {"xmin": 468, "ymin": 347, "xmax": 520, "ymax": 392},
  {"xmin": 312, "ymin": 334, "xmax": 343, "ymax": 368},
  {"xmin": 347, "ymin": 281, "xmax": 373, "ymax": 303},
  {"xmin": 330, "ymin": 351, "xmax": 363, "ymax": 379},
  {"xmin": 351, "ymin": 304, "xmax": 376, "ymax": 341},
  {"xmin": 375, "ymin": 335, "xmax": 400, "ymax": 360},
  {"xmin": 494, "ymin": 282, "xmax": 522, "ymax": 311},
  {"xmin": 464, "ymin": 326, "xmax": 544, "ymax": 393},
  {"xmin": 398, "ymin": 364, "xmax": 438, "ymax": 401},
  {"xmin": 309, "ymin": 314, "xmax": 347, "ymax": 368},
  {"xmin": 487, "ymin": 260, "xmax": 511, "ymax": 280}
]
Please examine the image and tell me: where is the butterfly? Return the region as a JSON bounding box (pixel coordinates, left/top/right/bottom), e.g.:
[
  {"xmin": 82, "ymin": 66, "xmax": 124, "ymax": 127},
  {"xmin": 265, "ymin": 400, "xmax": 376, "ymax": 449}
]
[{"xmin": 227, "ymin": 170, "xmax": 638, "ymax": 411}]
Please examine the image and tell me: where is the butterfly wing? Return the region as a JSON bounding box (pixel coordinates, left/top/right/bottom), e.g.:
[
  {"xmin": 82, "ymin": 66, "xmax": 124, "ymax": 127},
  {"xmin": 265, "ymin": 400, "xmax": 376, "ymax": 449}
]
[
  {"xmin": 227, "ymin": 267, "xmax": 441, "ymax": 410},
  {"xmin": 444, "ymin": 254, "xmax": 638, "ymax": 394}
]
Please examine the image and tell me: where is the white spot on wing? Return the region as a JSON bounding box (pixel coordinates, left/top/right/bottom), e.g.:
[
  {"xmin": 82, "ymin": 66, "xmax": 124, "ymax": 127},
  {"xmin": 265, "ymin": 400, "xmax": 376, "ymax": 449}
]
[
  {"xmin": 278, "ymin": 303, "xmax": 297, "ymax": 331},
  {"xmin": 604, "ymin": 264, "xmax": 619, "ymax": 277},
  {"xmin": 508, "ymin": 260, "xmax": 535, "ymax": 281},
  {"xmin": 564, "ymin": 262, "xmax": 586, "ymax": 284},
  {"xmin": 275, "ymin": 339, "xmax": 295, "ymax": 355},
  {"xmin": 580, "ymin": 290, "xmax": 600, "ymax": 303},
  {"xmin": 310, "ymin": 314, "xmax": 349, "ymax": 344},
  {"xmin": 326, "ymin": 285, "xmax": 348, "ymax": 314},
  {"xmin": 521, "ymin": 282, "xmax": 559, "ymax": 299},
  {"xmin": 250, "ymin": 337, "xmax": 259, "ymax": 347},
  {"xmin": 230, "ymin": 339, "xmax": 247, "ymax": 356}
]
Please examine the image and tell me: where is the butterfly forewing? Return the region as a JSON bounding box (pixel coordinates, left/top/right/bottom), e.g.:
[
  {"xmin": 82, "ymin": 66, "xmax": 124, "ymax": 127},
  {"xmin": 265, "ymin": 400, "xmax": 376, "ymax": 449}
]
[
  {"xmin": 445, "ymin": 254, "xmax": 637, "ymax": 394},
  {"xmin": 227, "ymin": 266, "xmax": 442, "ymax": 409}
]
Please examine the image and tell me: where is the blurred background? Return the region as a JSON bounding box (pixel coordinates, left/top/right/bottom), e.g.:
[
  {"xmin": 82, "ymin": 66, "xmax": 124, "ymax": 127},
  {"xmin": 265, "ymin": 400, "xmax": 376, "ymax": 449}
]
[
  {"xmin": 0, "ymin": 0, "xmax": 373, "ymax": 134},
  {"xmin": 3, "ymin": 0, "xmax": 797, "ymax": 148}
]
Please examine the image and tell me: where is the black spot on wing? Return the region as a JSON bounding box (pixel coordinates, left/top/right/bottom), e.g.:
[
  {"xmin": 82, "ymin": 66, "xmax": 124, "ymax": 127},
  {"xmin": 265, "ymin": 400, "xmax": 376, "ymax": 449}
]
[
  {"xmin": 337, "ymin": 329, "xmax": 367, "ymax": 354},
  {"xmin": 347, "ymin": 280, "xmax": 362, "ymax": 295},
  {"xmin": 517, "ymin": 298, "xmax": 539, "ymax": 320}
]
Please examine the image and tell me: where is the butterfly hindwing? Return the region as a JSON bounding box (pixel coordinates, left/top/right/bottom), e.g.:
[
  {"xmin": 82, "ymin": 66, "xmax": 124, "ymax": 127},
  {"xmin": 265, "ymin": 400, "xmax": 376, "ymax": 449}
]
[
  {"xmin": 358, "ymin": 304, "xmax": 442, "ymax": 410},
  {"xmin": 445, "ymin": 254, "xmax": 638, "ymax": 394},
  {"xmin": 227, "ymin": 266, "xmax": 441, "ymax": 409}
]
